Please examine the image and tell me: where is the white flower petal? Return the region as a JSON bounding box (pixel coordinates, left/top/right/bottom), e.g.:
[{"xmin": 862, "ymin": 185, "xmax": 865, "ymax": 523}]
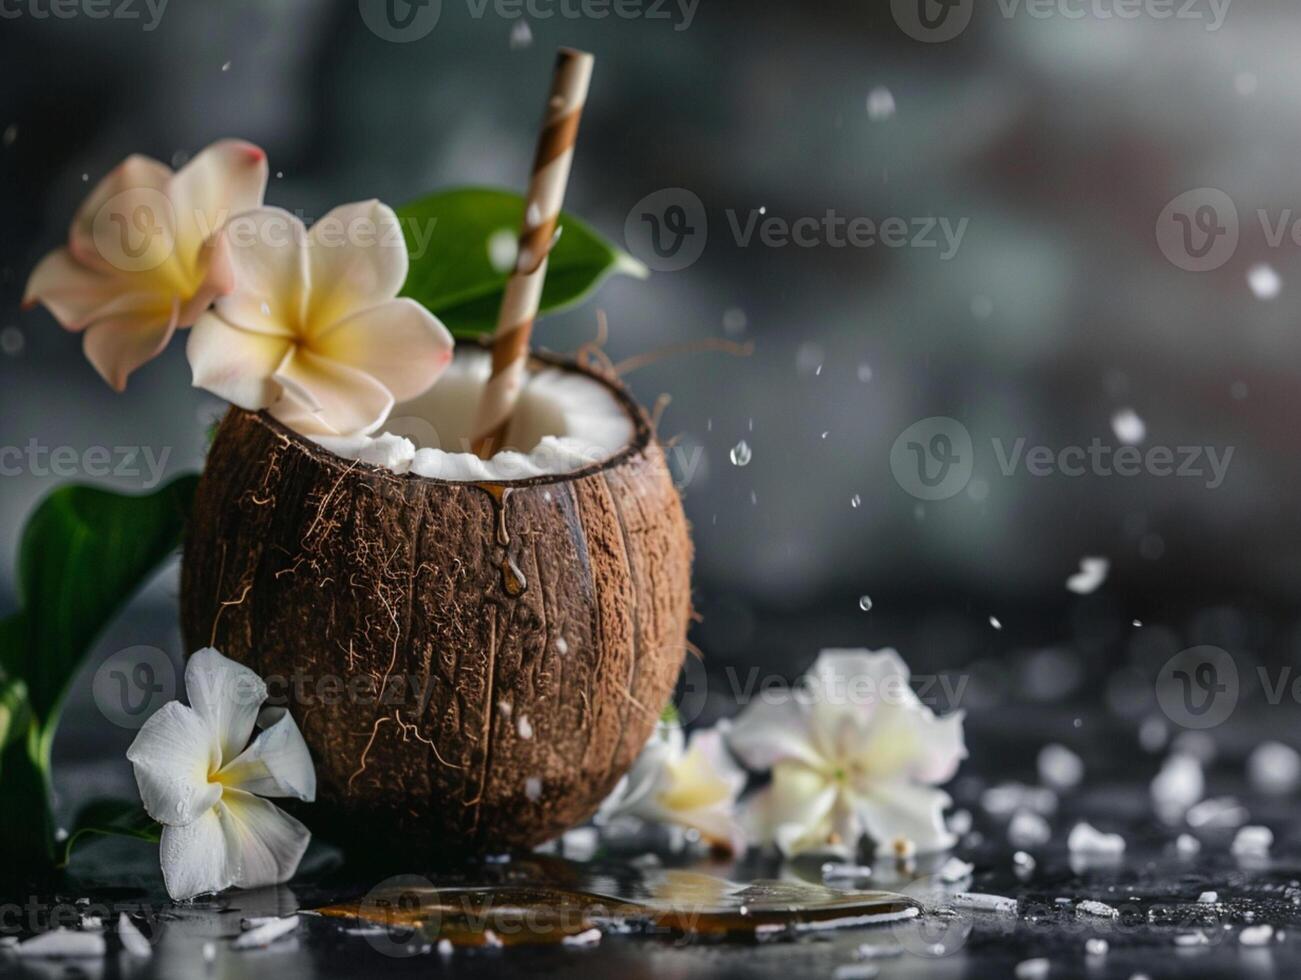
[
  {"xmin": 187, "ymin": 311, "xmax": 292, "ymax": 410},
  {"xmin": 213, "ymin": 206, "xmax": 308, "ymax": 336},
  {"xmin": 311, "ymin": 298, "xmax": 453, "ymax": 401},
  {"xmin": 126, "ymin": 701, "xmax": 221, "ymax": 827},
  {"xmin": 305, "ymin": 200, "xmax": 408, "ymax": 329},
  {"xmin": 22, "ymin": 248, "xmax": 164, "ymax": 330},
  {"xmin": 271, "ymin": 347, "xmax": 395, "ymax": 436},
  {"xmin": 756, "ymin": 763, "xmax": 841, "ymax": 857},
  {"xmin": 218, "ymin": 707, "xmax": 316, "ymax": 801},
  {"xmin": 68, "ymin": 153, "xmax": 173, "ymax": 274},
  {"xmin": 855, "ymin": 781, "xmax": 956, "ymax": 857},
  {"xmin": 160, "ymin": 807, "xmax": 231, "ymax": 900},
  {"xmin": 82, "ymin": 307, "xmax": 179, "ymax": 392},
  {"xmin": 167, "ymin": 139, "xmax": 269, "ymax": 277},
  {"xmin": 184, "ymin": 648, "xmax": 267, "ymax": 768},
  {"xmin": 728, "ymin": 694, "xmax": 824, "ymax": 770},
  {"xmin": 219, "ymin": 790, "xmax": 311, "ymax": 891}
]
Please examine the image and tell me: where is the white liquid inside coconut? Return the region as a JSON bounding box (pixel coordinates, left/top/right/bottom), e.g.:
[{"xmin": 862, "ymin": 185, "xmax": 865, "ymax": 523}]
[{"xmin": 309, "ymin": 351, "xmax": 635, "ymax": 481}]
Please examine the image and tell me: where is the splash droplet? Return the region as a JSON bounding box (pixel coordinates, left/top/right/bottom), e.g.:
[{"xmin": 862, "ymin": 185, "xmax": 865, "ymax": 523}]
[
  {"xmin": 1248, "ymin": 263, "xmax": 1282, "ymax": 300},
  {"xmin": 1111, "ymin": 408, "xmax": 1146, "ymax": 446},
  {"xmin": 730, "ymin": 440, "xmax": 752, "ymax": 466},
  {"xmin": 866, "ymin": 86, "xmax": 896, "ymax": 122},
  {"xmin": 850, "ymin": 494, "xmax": 862, "ymax": 509},
  {"xmin": 858, "ymin": 595, "xmax": 873, "ymax": 612},
  {"xmin": 989, "ymin": 615, "xmax": 1003, "ymax": 630}
]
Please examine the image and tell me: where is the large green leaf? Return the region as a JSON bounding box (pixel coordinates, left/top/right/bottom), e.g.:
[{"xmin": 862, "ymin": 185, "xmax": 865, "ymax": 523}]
[
  {"xmin": 58, "ymin": 798, "xmax": 161, "ymax": 868},
  {"xmin": 397, "ymin": 187, "xmax": 646, "ymax": 338},
  {"xmin": 9, "ymin": 475, "xmax": 198, "ymax": 725},
  {"xmin": 0, "ymin": 476, "xmax": 197, "ymax": 867}
]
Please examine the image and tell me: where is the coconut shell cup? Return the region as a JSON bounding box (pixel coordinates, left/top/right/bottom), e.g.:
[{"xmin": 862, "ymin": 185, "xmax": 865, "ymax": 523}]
[{"xmin": 181, "ymin": 352, "xmax": 693, "ymax": 857}]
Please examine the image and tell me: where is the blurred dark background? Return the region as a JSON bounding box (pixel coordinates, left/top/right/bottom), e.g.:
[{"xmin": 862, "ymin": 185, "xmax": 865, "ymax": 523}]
[{"xmin": 4, "ymin": 0, "xmax": 1301, "ymax": 795}]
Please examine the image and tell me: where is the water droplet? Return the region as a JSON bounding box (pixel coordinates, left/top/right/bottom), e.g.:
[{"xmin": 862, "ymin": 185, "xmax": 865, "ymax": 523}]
[
  {"xmin": 259, "ymin": 301, "xmax": 271, "ymax": 317},
  {"xmin": 487, "ymin": 228, "xmax": 518, "ymax": 273},
  {"xmin": 850, "ymin": 494, "xmax": 862, "ymax": 509},
  {"xmin": 81, "ymin": 173, "xmax": 89, "ymax": 182},
  {"xmin": 989, "ymin": 615, "xmax": 1003, "ymax": 630},
  {"xmin": 1111, "ymin": 408, "xmax": 1146, "ymax": 445},
  {"xmin": 509, "ymin": 20, "xmax": 533, "ymax": 49},
  {"xmin": 859, "ymin": 595, "xmax": 873, "ymax": 612},
  {"xmin": 517, "ymin": 715, "xmax": 533, "ymax": 740},
  {"xmin": 276, "ymin": 170, "xmax": 284, "ymax": 179},
  {"xmin": 555, "ymin": 636, "xmax": 568, "ymax": 655},
  {"xmin": 2, "ymin": 123, "xmax": 16, "ymax": 147},
  {"xmin": 1, "ymin": 326, "xmax": 24, "ymax": 356},
  {"xmin": 722, "ymin": 307, "xmax": 747, "ymax": 336},
  {"xmin": 730, "ymin": 440, "xmax": 752, "ymax": 466},
  {"xmin": 1248, "ymin": 263, "xmax": 1282, "ymax": 300},
  {"xmin": 856, "ymin": 362, "xmax": 873, "ymax": 383},
  {"xmin": 795, "ymin": 342, "xmax": 824, "ymax": 376},
  {"xmin": 221, "ymin": 60, "xmax": 232, "ymax": 72},
  {"xmin": 866, "ymin": 86, "xmax": 896, "ymax": 122},
  {"xmin": 524, "ymin": 776, "xmax": 542, "ymax": 801}
]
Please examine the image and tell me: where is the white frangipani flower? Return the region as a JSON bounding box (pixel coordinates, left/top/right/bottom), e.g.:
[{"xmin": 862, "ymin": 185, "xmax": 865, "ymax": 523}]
[
  {"xmin": 729, "ymin": 649, "xmax": 966, "ymax": 859},
  {"xmin": 127, "ymin": 648, "xmax": 316, "ymax": 901},
  {"xmin": 597, "ymin": 717, "xmax": 747, "ymax": 853}
]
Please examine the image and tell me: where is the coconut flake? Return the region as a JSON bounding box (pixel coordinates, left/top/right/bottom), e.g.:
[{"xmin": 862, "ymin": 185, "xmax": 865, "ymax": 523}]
[
  {"xmin": 1076, "ymin": 900, "xmax": 1119, "ymax": 919},
  {"xmin": 951, "ymin": 893, "xmax": 1017, "ymax": 915},
  {"xmin": 117, "ymin": 914, "xmax": 152, "ymax": 958},
  {"xmin": 1037, "ymin": 743, "xmax": 1084, "ymax": 791},
  {"xmin": 1248, "ymin": 741, "xmax": 1301, "ymax": 796},
  {"xmin": 1068, "ymin": 822, "xmax": 1125, "ymax": 856},
  {"xmin": 318, "ymin": 352, "xmax": 634, "ymax": 481},
  {"xmin": 1231, "ymin": 825, "xmax": 1273, "ymax": 857},
  {"xmin": 1240, "ymin": 924, "xmax": 1274, "ymax": 946},
  {"xmin": 562, "ymin": 927, "xmax": 602, "ymax": 947},
  {"xmin": 1008, "ymin": 810, "xmax": 1052, "ymax": 848},
  {"xmin": 16, "ymin": 929, "xmax": 106, "ymax": 958},
  {"xmin": 231, "ymin": 915, "xmax": 299, "ymax": 950},
  {"xmin": 1014, "ymin": 958, "xmax": 1050, "ymax": 979},
  {"xmin": 938, "ymin": 857, "xmax": 974, "ymax": 883}
]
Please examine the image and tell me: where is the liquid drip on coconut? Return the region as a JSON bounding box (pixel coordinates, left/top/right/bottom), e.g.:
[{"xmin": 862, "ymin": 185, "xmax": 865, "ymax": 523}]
[{"xmin": 475, "ymin": 483, "xmax": 528, "ymax": 596}]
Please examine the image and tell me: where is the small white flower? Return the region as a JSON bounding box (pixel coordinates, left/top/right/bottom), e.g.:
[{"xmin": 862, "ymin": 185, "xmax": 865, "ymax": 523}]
[
  {"xmin": 127, "ymin": 648, "xmax": 316, "ymax": 901},
  {"xmin": 728, "ymin": 649, "xmax": 966, "ymax": 859},
  {"xmin": 597, "ymin": 719, "xmax": 746, "ymax": 853}
]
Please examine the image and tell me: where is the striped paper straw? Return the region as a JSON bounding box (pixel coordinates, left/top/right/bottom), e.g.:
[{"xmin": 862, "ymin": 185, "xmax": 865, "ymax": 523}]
[{"xmin": 471, "ymin": 48, "xmax": 595, "ymax": 458}]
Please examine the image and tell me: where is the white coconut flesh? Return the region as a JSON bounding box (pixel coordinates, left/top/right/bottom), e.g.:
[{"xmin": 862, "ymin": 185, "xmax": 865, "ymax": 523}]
[{"xmin": 310, "ymin": 350, "xmax": 636, "ymax": 481}]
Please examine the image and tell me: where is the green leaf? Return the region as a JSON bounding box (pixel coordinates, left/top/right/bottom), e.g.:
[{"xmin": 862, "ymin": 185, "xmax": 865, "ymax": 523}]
[
  {"xmin": 10, "ymin": 475, "xmax": 198, "ymax": 725},
  {"xmin": 59, "ymin": 798, "xmax": 161, "ymax": 868},
  {"xmin": 0, "ymin": 671, "xmax": 31, "ymax": 757},
  {"xmin": 397, "ymin": 187, "xmax": 647, "ymax": 338}
]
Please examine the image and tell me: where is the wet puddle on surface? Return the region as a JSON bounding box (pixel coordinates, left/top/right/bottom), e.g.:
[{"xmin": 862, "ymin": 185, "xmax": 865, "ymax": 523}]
[{"xmin": 316, "ymin": 857, "xmax": 919, "ymax": 947}]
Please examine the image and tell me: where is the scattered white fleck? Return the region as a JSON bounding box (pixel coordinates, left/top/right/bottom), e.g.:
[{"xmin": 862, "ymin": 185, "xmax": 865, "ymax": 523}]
[
  {"xmin": 1248, "ymin": 263, "xmax": 1282, "ymax": 300},
  {"xmin": 1248, "ymin": 741, "xmax": 1301, "ymax": 796},
  {"xmin": 989, "ymin": 616, "xmax": 1002, "ymax": 630},
  {"xmin": 231, "ymin": 915, "xmax": 299, "ymax": 950},
  {"xmin": 437, "ymin": 938, "xmax": 453, "ymax": 956},
  {"xmin": 1175, "ymin": 834, "xmax": 1201, "ymax": 856},
  {"xmin": 1231, "ymin": 825, "xmax": 1273, "ymax": 858},
  {"xmin": 951, "ymin": 893, "xmax": 1017, "ymax": 915},
  {"xmin": 1151, "ymin": 753, "xmax": 1204, "ymax": 821},
  {"xmin": 1012, "ymin": 851, "xmax": 1035, "ymax": 878},
  {"xmin": 858, "ymin": 595, "xmax": 874, "ymax": 612},
  {"xmin": 1197, "ymin": 891, "xmax": 1218, "ymax": 904},
  {"xmin": 729, "ymin": 440, "xmax": 752, "ymax": 467},
  {"xmin": 1240, "ymin": 924, "xmax": 1274, "ymax": 946},
  {"xmin": 221, "ymin": 60, "xmax": 232, "ymax": 72},
  {"xmin": 1174, "ymin": 930, "xmax": 1211, "ymax": 947},
  {"xmin": 562, "ymin": 927, "xmax": 602, "ymax": 948},
  {"xmin": 517, "ymin": 715, "xmax": 533, "ymax": 739},
  {"xmin": 1138, "ymin": 716, "xmax": 1168, "ymax": 752},
  {"xmin": 1076, "ymin": 900, "xmax": 1119, "ymax": 919},
  {"xmin": 1111, "ymin": 408, "xmax": 1146, "ymax": 445},
  {"xmin": 81, "ymin": 173, "xmax": 89, "ymax": 182},
  {"xmin": 938, "ymin": 857, "xmax": 974, "ymax": 883},
  {"xmin": 1066, "ymin": 557, "xmax": 1109, "ymax": 596},
  {"xmin": 509, "ymin": 19, "xmax": 533, "ymax": 49},
  {"xmin": 758, "ymin": 206, "xmax": 767, "ymax": 215},
  {"xmin": 525, "ymin": 776, "xmax": 542, "ymax": 802},
  {"xmin": 555, "ymin": 636, "xmax": 568, "ymax": 655},
  {"xmin": 856, "ymin": 943, "xmax": 903, "ymax": 959},
  {"xmin": 1038, "ymin": 743, "xmax": 1085, "ymax": 791},
  {"xmin": 203, "ymin": 941, "xmax": 216, "ymax": 962},
  {"xmin": 15, "ymin": 929, "xmax": 106, "ymax": 958},
  {"xmin": 821, "ymin": 861, "xmax": 873, "ymax": 883},
  {"xmin": 795, "ymin": 342, "xmax": 823, "ymax": 375},
  {"xmin": 834, "ymin": 965, "xmax": 879, "ymax": 980},
  {"xmin": 2, "ymin": 123, "xmax": 16, "ymax": 146},
  {"xmin": 240, "ymin": 916, "xmax": 278, "ymax": 931},
  {"xmin": 857, "ymin": 362, "xmax": 873, "ymax": 382},
  {"xmin": 1068, "ymin": 822, "xmax": 1126, "ymax": 856},
  {"xmin": 487, "ymin": 229, "xmax": 518, "ymax": 274},
  {"xmin": 866, "ymin": 86, "xmax": 896, "ymax": 122},
  {"xmin": 1133, "ymin": 619, "xmax": 1144, "ymax": 628},
  {"xmin": 498, "ymin": 700, "xmax": 513, "ymax": 718},
  {"xmin": 1186, "ymin": 796, "xmax": 1247, "ymax": 829},
  {"xmin": 276, "ymin": 170, "xmax": 284, "ymax": 179},
  {"xmin": 117, "ymin": 914, "xmax": 152, "ymax": 958},
  {"xmin": 562, "ymin": 826, "xmax": 598, "ymax": 860},
  {"xmin": 722, "ymin": 307, "xmax": 748, "ymax": 336},
  {"xmin": 948, "ymin": 809, "xmax": 973, "ymax": 835},
  {"xmin": 983, "ymin": 783, "xmax": 1057, "ymax": 817},
  {"xmin": 1085, "ymin": 937, "xmax": 1109, "ymax": 957},
  {"xmin": 1014, "ymin": 958, "xmax": 1050, "ymax": 979},
  {"xmin": 850, "ymin": 494, "xmax": 862, "ymax": 509},
  {"xmin": 1008, "ymin": 810, "xmax": 1052, "ymax": 848}
]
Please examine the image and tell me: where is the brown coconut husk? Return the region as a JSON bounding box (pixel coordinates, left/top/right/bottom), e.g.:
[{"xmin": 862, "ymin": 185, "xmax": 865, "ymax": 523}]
[{"xmin": 180, "ymin": 352, "xmax": 693, "ymax": 857}]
